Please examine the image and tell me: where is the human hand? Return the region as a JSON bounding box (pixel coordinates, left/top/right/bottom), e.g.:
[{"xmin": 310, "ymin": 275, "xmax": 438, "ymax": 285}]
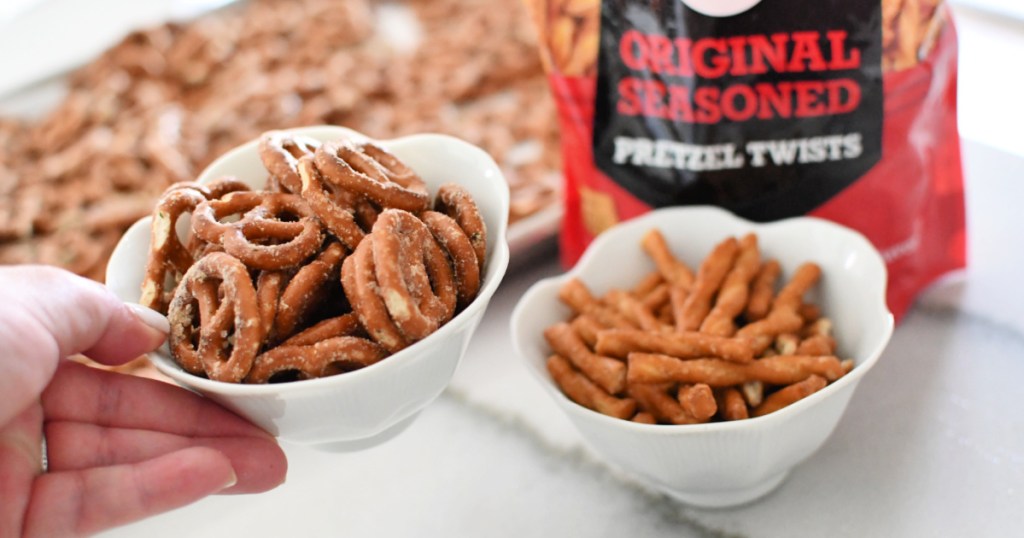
[{"xmin": 0, "ymin": 266, "xmax": 287, "ymax": 537}]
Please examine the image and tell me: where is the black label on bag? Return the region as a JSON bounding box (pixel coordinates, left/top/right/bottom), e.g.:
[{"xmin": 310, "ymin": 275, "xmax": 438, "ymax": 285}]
[{"xmin": 592, "ymin": 0, "xmax": 882, "ymax": 221}]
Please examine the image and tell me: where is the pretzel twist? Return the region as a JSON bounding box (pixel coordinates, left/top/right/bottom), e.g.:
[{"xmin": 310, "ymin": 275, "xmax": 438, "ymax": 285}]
[
  {"xmin": 167, "ymin": 252, "xmax": 264, "ymax": 383},
  {"xmin": 192, "ymin": 191, "xmax": 324, "ymax": 270},
  {"xmin": 315, "ymin": 140, "xmax": 430, "ymax": 212},
  {"xmin": 259, "ymin": 130, "xmax": 321, "ymax": 194}
]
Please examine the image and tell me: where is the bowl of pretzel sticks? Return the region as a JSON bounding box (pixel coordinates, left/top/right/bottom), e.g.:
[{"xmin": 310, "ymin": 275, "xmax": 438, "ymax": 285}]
[
  {"xmin": 106, "ymin": 125, "xmax": 510, "ymax": 451},
  {"xmin": 511, "ymin": 206, "xmax": 893, "ymax": 507}
]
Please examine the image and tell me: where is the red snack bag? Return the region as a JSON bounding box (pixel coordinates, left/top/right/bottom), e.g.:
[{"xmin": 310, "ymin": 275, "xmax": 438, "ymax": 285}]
[{"xmin": 525, "ymin": 0, "xmax": 965, "ymax": 320}]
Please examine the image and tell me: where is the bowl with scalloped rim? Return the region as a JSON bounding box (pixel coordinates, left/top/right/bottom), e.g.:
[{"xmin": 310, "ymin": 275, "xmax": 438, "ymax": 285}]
[
  {"xmin": 107, "ymin": 125, "xmax": 510, "ymax": 452},
  {"xmin": 511, "ymin": 206, "xmax": 893, "ymax": 507}
]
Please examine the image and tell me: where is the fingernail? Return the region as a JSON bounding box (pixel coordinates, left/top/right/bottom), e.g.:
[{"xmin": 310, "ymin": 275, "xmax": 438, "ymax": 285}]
[
  {"xmin": 221, "ymin": 469, "xmax": 238, "ymax": 490},
  {"xmin": 125, "ymin": 303, "xmax": 170, "ymax": 335}
]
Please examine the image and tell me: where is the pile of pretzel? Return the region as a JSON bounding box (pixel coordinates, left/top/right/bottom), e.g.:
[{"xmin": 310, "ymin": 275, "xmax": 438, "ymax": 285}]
[
  {"xmin": 545, "ymin": 229, "xmax": 853, "ymax": 424},
  {"xmin": 144, "ymin": 132, "xmax": 487, "ymax": 383},
  {"xmin": 0, "ymin": 0, "xmax": 558, "ymax": 282}
]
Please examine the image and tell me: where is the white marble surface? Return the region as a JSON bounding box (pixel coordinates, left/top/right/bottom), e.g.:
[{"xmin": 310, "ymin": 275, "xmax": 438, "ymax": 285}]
[{"xmin": 96, "ymin": 136, "xmax": 1024, "ymax": 537}]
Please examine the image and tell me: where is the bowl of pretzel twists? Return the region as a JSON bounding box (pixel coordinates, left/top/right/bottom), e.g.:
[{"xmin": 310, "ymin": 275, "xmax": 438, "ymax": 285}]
[
  {"xmin": 511, "ymin": 206, "xmax": 893, "ymax": 507},
  {"xmin": 106, "ymin": 125, "xmax": 510, "ymax": 451}
]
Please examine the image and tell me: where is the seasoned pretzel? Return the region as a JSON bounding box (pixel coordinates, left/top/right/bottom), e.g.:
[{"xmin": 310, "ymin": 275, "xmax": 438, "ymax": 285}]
[
  {"xmin": 752, "ymin": 375, "xmax": 827, "ymax": 417},
  {"xmin": 716, "ymin": 387, "xmax": 749, "ymax": 421},
  {"xmin": 558, "ymin": 278, "xmax": 635, "ymax": 329},
  {"xmin": 371, "ymin": 209, "xmax": 457, "ymax": 342},
  {"xmin": 640, "ymin": 229, "xmax": 694, "ymax": 288},
  {"xmin": 677, "ymin": 384, "xmax": 717, "ymax": 422},
  {"xmin": 640, "ymin": 283, "xmax": 670, "ymax": 311},
  {"xmin": 259, "ymin": 130, "xmax": 321, "ymax": 194},
  {"xmin": 796, "ymin": 334, "xmax": 836, "ymax": 356},
  {"xmin": 736, "ymin": 309, "xmax": 804, "ymax": 355},
  {"xmin": 627, "ymin": 382, "xmax": 710, "ymax": 425},
  {"xmin": 142, "ymin": 176, "xmax": 253, "ymax": 311},
  {"xmin": 297, "ymin": 155, "xmax": 365, "ymax": 250},
  {"xmin": 341, "ymin": 235, "xmax": 408, "ymax": 353},
  {"xmin": 547, "ymin": 354, "xmax": 636, "ymax": 419},
  {"xmin": 255, "ymin": 270, "xmax": 288, "ymax": 340},
  {"xmin": 542, "ymin": 228, "xmax": 853, "ymax": 424},
  {"xmin": 244, "ymin": 336, "xmax": 386, "ymax": 384},
  {"xmin": 701, "ymin": 233, "xmax": 760, "ymax": 336},
  {"xmin": 281, "ymin": 313, "xmax": 363, "ymax": 347},
  {"xmin": 435, "ymin": 183, "xmax": 487, "ymax": 273},
  {"xmin": 544, "ymin": 322, "xmax": 626, "ymax": 394},
  {"xmin": 626, "ymin": 353, "xmax": 844, "ymax": 387},
  {"xmin": 604, "ymin": 289, "xmax": 665, "ymax": 332},
  {"xmin": 167, "ymin": 252, "xmax": 264, "ymax": 383},
  {"xmin": 141, "ymin": 187, "xmax": 207, "ymax": 313},
  {"xmin": 631, "ymin": 271, "xmax": 664, "ymax": 298},
  {"xmin": 203, "ymin": 177, "xmax": 252, "ymax": 200},
  {"xmin": 192, "ymin": 191, "xmax": 324, "ymax": 270},
  {"xmin": 632, "ymin": 412, "xmax": 658, "ymax": 424},
  {"xmin": 315, "ymin": 140, "xmax": 430, "ymax": 212},
  {"xmin": 745, "ymin": 259, "xmax": 781, "ymax": 322},
  {"xmin": 676, "ymin": 237, "xmax": 739, "ymax": 331},
  {"xmin": 569, "ymin": 314, "xmax": 604, "ymax": 347},
  {"xmin": 771, "ymin": 263, "xmax": 822, "ymax": 314},
  {"xmin": 595, "ymin": 328, "xmax": 754, "ymax": 363},
  {"xmin": 421, "ymin": 210, "xmax": 481, "ymax": 309},
  {"xmin": 737, "ymin": 263, "xmax": 820, "ymax": 352},
  {"xmin": 275, "ymin": 241, "xmax": 347, "ymax": 340},
  {"xmin": 165, "ymin": 178, "xmax": 252, "ymax": 260}
]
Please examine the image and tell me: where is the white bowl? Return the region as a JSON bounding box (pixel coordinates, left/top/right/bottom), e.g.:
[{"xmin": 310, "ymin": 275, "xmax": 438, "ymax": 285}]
[
  {"xmin": 510, "ymin": 206, "xmax": 893, "ymax": 507},
  {"xmin": 106, "ymin": 126, "xmax": 510, "ymax": 452}
]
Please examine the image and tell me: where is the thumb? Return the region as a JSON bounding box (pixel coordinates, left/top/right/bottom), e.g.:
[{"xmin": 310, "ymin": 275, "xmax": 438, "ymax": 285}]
[{"xmin": 0, "ymin": 265, "xmax": 169, "ymax": 426}]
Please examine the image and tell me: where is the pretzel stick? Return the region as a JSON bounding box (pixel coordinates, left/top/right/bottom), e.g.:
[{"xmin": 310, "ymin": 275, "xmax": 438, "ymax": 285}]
[
  {"xmin": 677, "ymin": 383, "xmax": 717, "ymax": 422},
  {"xmin": 737, "ymin": 262, "xmax": 822, "ymax": 353},
  {"xmin": 641, "ymin": 283, "xmax": 670, "ymax": 311},
  {"xmin": 545, "ymin": 322, "xmax": 627, "ymax": 394},
  {"xmin": 657, "ymin": 301, "xmax": 674, "ymax": 325},
  {"xmin": 798, "ymin": 303, "xmax": 821, "ymax": 323},
  {"xmin": 736, "ymin": 309, "xmax": 803, "ymax": 355},
  {"xmin": 570, "ymin": 314, "xmax": 605, "ymax": 348},
  {"xmin": 631, "ymin": 412, "xmax": 657, "ymax": 424},
  {"xmin": 716, "ymin": 387, "xmax": 749, "ymax": 421},
  {"xmin": 701, "ymin": 233, "xmax": 761, "ymax": 336},
  {"xmin": 632, "ymin": 271, "xmax": 664, "ymax": 297},
  {"xmin": 547, "ymin": 355, "xmax": 636, "ymax": 419},
  {"xmin": 640, "ymin": 229, "xmax": 694, "ymax": 288},
  {"xmin": 797, "ymin": 335, "xmax": 836, "ymax": 356},
  {"xmin": 752, "ymin": 375, "xmax": 827, "ymax": 417},
  {"xmin": 677, "ymin": 237, "xmax": 739, "ymax": 331},
  {"xmin": 745, "ymin": 259, "xmax": 780, "ymax": 321},
  {"xmin": 605, "ymin": 289, "xmax": 666, "ymax": 332},
  {"xmin": 558, "ymin": 278, "xmax": 636, "ymax": 329},
  {"xmin": 626, "ymin": 353, "xmax": 845, "ymax": 387},
  {"xmin": 595, "ymin": 328, "xmax": 754, "ymax": 363},
  {"xmin": 771, "ymin": 262, "xmax": 821, "ymax": 314},
  {"xmin": 627, "ymin": 383, "xmax": 708, "ymax": 425},
  {"xmin": 558, "ymin": 277, "xmax": 598, "ymax": 312},
  {"xmin": 669, "ymin": 283, "xmax": 689, "ymax": 333}
]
